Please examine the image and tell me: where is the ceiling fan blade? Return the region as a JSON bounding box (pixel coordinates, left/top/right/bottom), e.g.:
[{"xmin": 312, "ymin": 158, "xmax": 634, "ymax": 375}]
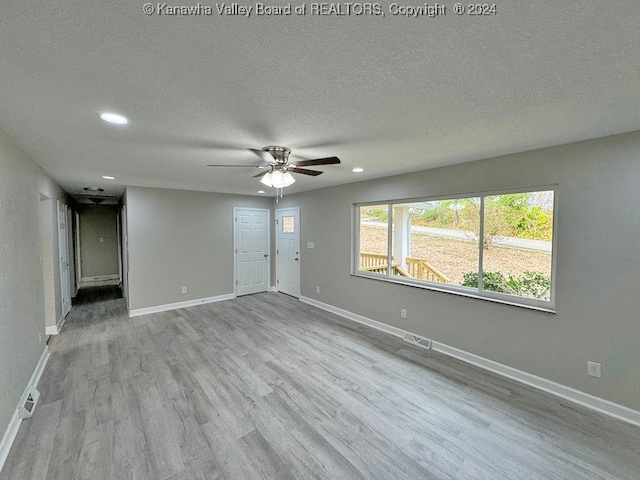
[
  {"xmin": 249, "ymin": 148, "xmax": 276, "ymax": 163},
  {"xmin": 252, "ymin": 171, "xmax": 268, "ymax": 178},
  {"xmin": 293, "ymin": 157, "xmax": 341, "ymax": 167},
  {"xmin": 206, "ymin": 164, "xmax": 262, "ymax": 167},
  {"xmin": 289, "ymin": 167, "xmax": 323, "ymax": 176}
]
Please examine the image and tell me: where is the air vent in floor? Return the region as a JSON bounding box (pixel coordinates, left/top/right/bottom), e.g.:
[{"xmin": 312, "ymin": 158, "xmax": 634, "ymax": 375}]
[
  {"xmin": 18, "ymin": 387, "xmax": 40, "ymax": 419},
  {"xmin": 403, "ymin": 333, "xmax": 432, "ymax": 350}
]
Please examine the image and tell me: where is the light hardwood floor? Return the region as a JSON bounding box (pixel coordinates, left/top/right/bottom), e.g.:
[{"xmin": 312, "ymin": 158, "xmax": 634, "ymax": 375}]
[{"xmin": 2, "ymin": 292, "xmax": 640, "ymax": 479}]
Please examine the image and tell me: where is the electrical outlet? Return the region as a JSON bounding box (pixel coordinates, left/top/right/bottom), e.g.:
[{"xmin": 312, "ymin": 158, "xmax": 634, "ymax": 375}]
[
  {"xmin": 316, "ymin": 286, "xmax": 320, "ymax": 294},
  {"xmin": 38, "ymin": 332, "xmax": 42, "ymax": 345},
  {"xmin": 181, "ymin": 286, "xmax": 187, "ymax": 294},
  {"xmin": 400, "ymin": 308, "xmax": 407, "ymax": 319},
  {"xmin": 587, "ymin": 361, "xmax": 601, "ymax": 378}
]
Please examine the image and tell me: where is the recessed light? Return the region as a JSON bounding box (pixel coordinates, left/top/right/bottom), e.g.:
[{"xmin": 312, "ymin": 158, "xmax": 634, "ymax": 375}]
[
  {"xmin": 352, "ymin": 167, "xmax": 364, "ymax": 173},
  {"xmin": 100, "ymin": 112, "xmax": 128, "ymax": 125},
  {"xmin": 258, "ymin": 190, "xmax": 266, "ymax": 194},
  {"xmin": 101, "ymin": 175, "xmax": 116, "ymax": 180}
]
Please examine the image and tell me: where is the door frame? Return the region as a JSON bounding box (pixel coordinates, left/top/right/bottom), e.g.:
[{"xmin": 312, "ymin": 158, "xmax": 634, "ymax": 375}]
[
  {"xmin": 233, "ymin": 207, "xmax": 271, "ymax": 296},
  {"xmin": 121, "ymin": 205, "xmax": 129, "ymax": 309},
  {"xmin": 275, "ymin": 206, "xmax": 301, "ymax": 298},
  {"xmin": 76, "ymin": 207, "xmax": 120, "ymax": 288},
  {"xmin": 74, "ymin": 211, "xmax": 82, "ymax": 292},
  {"xmin": 67, "ymin": 206, "xmax": 76, "ymax": 298},
  {"xmin": 56, "ymin": 200, "xmax": 72, "ymax": 319},
  {"xmin": 40, "ymin": 194, "xmax": 57, "ymax": 334}
]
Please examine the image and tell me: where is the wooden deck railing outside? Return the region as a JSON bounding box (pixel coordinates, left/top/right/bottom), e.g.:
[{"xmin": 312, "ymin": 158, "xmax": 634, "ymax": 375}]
[
  {"xmin": 405, "ymin": 257, "xmax": 450, "ymax": 283},
  {"xmin": 360, "ymin": 252, "xmax": 450, "ymax": 283}
]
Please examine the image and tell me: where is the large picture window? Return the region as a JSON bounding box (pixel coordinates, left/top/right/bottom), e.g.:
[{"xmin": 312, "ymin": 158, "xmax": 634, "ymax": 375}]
[{"xmin": 354, "ymin": 188, "xmax": 556, "ymax": 310}]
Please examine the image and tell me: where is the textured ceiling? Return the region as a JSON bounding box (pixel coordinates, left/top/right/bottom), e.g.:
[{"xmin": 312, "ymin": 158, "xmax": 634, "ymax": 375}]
[{"xmin": 0, "ymin": 1, "xmax": 639, "ymax": 199}]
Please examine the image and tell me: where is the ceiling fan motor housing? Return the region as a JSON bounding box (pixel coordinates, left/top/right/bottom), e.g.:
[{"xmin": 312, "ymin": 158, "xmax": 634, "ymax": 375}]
[{"xmin": 262, "ymin": 146, "xmax": 291, "ymax": 164}]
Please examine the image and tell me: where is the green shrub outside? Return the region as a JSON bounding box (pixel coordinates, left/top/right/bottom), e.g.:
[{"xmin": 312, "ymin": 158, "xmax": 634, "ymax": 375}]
[{"xmin": 462, "ymin": 270, "xmax": 551, "ymax": 300}]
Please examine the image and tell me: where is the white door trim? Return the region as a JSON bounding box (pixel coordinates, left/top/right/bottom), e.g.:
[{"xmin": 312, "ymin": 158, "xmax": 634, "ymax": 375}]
[
  {"xmin": 67, "ymin": 206, "xmax": 76, "ymax": 298},
  {"xmin": 74, "ymin": 211, "xmax": 82, "ymax": 294},
  {"xmin": 276, "ymin": 207, "xmax": 301, "ymax": 298},
  {"xmin": 121, "ymin": 205, "xmax": 129, "ymax": 309},
  {"xmin": 56, "ymin": 200, "xmax": 72, "ymax": 319},
  {"xmin": 233, "ymin": 207, "xmax": 271, "ymax": 296},
  {"xmin": 116, "ymin": 211, "xmax": 122, "ymax": 285},
  {"xmin": 39, "ymin": 194, "xmax": 56, "ymax": 332}
]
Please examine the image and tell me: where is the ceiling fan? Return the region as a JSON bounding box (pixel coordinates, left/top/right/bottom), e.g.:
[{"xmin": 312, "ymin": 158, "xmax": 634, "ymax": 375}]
[{"xmin": 207, "ymin": 146, "xmax": 341, "ymax": 196}]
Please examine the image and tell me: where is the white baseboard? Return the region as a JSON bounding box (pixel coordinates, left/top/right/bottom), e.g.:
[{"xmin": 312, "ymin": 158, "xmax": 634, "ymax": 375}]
[
  {"xmin": 301, "ymin": 296, "xmax": 407, "ymax": 338},
  {"xmin": 80, "ymin": 275, "xmax": 119, "ymax": 282},
  {"xmin": 79, "ymin": 280, "xmax": 120, "ymax": 288},
  {"xmin": 269, "ymin": 286, "xmax": 277, "ymax": 292},
  {"xmin": 430, "ymin": 341, "xmax": 640, "ymax": 427},
  {"xmin": 79, "ymin": 275, "xmax": 120, "ymax": 288},
  {"xmin": 0, "ymin": 346, "xmax": 50, "ymax": 473},
  {"xmin": 299, "ymin": 296, "xmax": 640, "ymax": 428},
  {"xmin": 45, "ymin": 313, "xmax": 67, "ymax": 335},
  {"xmin": 129, "ymin": 293, "xmax": 236, "ymax": 317},
  {"xmin": 44, "ymin": 325, "xmax": 58, "ymax": 335}
]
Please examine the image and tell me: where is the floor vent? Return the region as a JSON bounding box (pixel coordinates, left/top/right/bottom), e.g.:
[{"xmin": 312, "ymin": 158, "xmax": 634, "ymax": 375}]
[
  {"xmin": 403, "ymin": 333, "xmax": 432, "ymax": 350},
  {"xmin": 18, "ymin": 387, "xmax": 40, "ymax": 419}
]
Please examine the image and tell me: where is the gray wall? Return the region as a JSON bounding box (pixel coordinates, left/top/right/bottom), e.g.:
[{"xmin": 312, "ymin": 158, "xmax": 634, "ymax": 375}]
[
  {"xmin": 0, "ymin": 128, "xmax": 66, "ymax": 440},
  {"xmin": 276, "ymin": 131, "xmax": 640, "ymax": 412},
  {"xmin": 78, "ymin": 205, "xmax": 119, "ymax": 279},
  {"xmin": 126, "ymin": 187, "xmax": 272, "ymax": 310}
]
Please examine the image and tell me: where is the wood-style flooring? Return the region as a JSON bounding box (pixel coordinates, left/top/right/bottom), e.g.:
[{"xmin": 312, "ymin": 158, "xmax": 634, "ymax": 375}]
[{"xmin": 2, "ymin": 292, "xmax": 640, "ymax": 479}]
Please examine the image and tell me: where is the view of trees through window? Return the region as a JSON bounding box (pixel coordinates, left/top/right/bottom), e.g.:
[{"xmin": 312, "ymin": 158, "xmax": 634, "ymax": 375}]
[
  {"xmin": 399, "ymin": 198, "xmax": 480, "ymax": 288},
  {"xmin": 357, "ymin": 190, "xmax": 554, "ymax": 302},
  {"xmin": 481, "ymin": 192, "xmax": 553, "ymax": 300}
]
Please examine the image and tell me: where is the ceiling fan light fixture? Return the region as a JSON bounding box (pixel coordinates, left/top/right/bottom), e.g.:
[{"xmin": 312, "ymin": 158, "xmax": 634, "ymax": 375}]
[
  {"xmin": 283, "ymin": 172, "xmax": 295, "ymax": 187},
  {"xmin": 260, "ymin": 172, "xmax": 273, "ymax": 187},
  {"xmin": 271, "ymin": 170, "xmax": 285, "ymax": 188}
]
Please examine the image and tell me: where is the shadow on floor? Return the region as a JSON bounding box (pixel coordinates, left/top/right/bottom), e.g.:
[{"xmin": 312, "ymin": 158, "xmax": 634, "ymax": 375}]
[{"xmin": 72, "ymin": 285, "xmax": 123, "ymax": 305}]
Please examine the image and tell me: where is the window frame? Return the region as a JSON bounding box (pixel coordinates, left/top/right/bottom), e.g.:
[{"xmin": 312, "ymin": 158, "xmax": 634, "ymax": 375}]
[{"xmin": 352, "ymin": 185, "xmax": 558, "ymax": 313}]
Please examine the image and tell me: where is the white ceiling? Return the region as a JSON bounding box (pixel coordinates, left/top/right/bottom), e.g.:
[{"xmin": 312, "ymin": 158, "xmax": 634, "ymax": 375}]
[{"xmin": 1, "ymin": 2, "xmax": 639, "ymax": 199}]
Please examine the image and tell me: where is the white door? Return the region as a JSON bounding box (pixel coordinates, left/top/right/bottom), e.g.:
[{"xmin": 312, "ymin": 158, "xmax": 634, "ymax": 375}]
[
  {"xmin": 57, "ymin": 201, "xmax": 72, "ymax": 318},
  {"xmin": 235, "ymin": 208, "xmax": 270, "ymax": 296},
  {"xmin": 276, "ymin": 207, "xmax": 300, "ymax": 298}
]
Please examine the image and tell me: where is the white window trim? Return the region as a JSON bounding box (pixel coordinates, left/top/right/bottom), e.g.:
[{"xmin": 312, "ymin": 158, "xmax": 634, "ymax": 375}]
[{"xmin": 352, "ymin": 185, "xmax": 558, "ymax": 313}]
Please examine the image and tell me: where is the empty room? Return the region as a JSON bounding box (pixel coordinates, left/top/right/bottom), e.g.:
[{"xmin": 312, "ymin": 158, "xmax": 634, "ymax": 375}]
[{"xmin": 1, "ymin": 2, "xmax": 640, "ymax": 479}]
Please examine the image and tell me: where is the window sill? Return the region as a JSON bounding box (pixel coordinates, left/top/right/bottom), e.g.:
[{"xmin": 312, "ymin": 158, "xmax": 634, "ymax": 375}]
[{"xmin": 351, "ymin": 272, "xmax": 556, "ymax": 314}]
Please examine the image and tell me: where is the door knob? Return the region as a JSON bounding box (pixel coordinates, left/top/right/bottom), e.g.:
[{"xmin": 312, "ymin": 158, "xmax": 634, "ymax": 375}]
[
  {"xmin": 294, "ymin": 258, "xmax": 299, "ymax": 261},
  {"xmin": 264, "ymin": 254, "xmax": 269, "ymax": 258}
]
